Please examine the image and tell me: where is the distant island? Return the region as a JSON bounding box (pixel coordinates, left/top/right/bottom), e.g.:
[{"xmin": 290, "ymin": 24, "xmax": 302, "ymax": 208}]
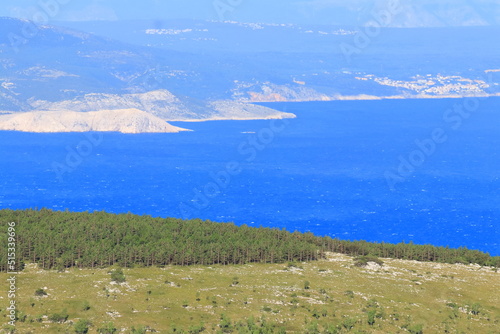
[
  {"xmin": 0, "ymin": 108, "xmax": 189, "ymax": 134},
  {"xmin": 0, "ymin": 89, "xmax": 296, "ymax": 133},
  {"xmin": 1, "ymin": 17, "xmax": 499, "ymax": 133}
]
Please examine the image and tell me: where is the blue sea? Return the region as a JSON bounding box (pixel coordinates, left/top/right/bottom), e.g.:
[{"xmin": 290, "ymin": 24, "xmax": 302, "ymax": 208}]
[{"xmin": 1, "ymin": 98, "xmax": 499, "ymax": 255}]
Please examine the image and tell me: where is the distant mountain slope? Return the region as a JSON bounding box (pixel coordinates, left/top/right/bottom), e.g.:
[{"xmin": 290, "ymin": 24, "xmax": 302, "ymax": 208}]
[
  {"xmin": 0, "ymin": 17, "xmax": 296, "ymax": 132},
  {"xmin": 0, "ymin": 17, "xmax": 200, "ymax": 101},
  {"xmin": 53, "ymin": 19, "xmax": 500, "ymax": 98},
  {"xmin": 0, "ymin": 17, "xmax": 499, "ymax": 133},
  {"xmin": 289, "ymin": 0, "xmax": 500, "ymax": 27},
  {"xmin": 28, "ymin": 90, "xmax": 295, "ymax": 121},
  {"xmin": 25, "ymin": 0, "xmax": 500, "ymax": 27}
]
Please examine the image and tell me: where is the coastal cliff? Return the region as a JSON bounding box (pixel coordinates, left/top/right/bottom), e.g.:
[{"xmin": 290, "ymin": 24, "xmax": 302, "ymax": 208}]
[{"xmin": 0, "ymin": 109, "xmax": 189, "ymax": 133}]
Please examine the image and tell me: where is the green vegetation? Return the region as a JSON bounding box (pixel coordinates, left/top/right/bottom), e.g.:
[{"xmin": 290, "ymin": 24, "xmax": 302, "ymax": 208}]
[
  {"xmin": 81, "ymin": 300, "xmax": 91, "ymax": 311},
  {"xmin": 353, "ymin": 255, "xmax": 384, "ymax": 267},
  {"xmin": 73, "ymin": 319, "xmax": 91, "ymax": 334},
  {"xmin": 0, "ymin": 252, "xmax": 498, "ymax": 333},
  {"xmin": 0, "ymin": 209, "xmax": 498, "ymax": 272},
  {"xmin": 110, "ymin": 268, "xmax": 126, "ymax": 283},
  {"xmin": 48, "ymin": 310, "xmax": 69, "ymax": 323},
  {"xmin": 97, "ymin": 322, "xmax": 117, "ymax": 334},
  {"xmin": 0, "ymin": 209, "xmax": 499, "ymax": 332},
  {"xmin": 34, "ymin": 288, "xmax": 47, "ymax": 297}
]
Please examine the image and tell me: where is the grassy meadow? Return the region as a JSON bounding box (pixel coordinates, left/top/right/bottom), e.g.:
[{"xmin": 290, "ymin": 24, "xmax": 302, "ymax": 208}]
[{"xmin": 1, "ymin": 253, "xmax": 499, "ymax": 333}]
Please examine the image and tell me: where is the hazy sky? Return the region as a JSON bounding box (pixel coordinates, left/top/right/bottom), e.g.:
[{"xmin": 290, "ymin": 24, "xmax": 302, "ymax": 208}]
[{"xmin": 0, "ymin": 0, "xmax": 498, "ymax": 26}]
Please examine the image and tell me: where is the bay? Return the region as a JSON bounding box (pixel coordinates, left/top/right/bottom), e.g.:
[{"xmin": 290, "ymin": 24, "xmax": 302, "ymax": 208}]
[{"xmin": 1, "ymin": 98, "xmax": 498, "ymax": 255}]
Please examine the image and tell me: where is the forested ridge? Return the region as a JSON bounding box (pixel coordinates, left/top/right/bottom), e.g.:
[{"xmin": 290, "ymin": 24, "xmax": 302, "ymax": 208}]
[{"xmin": 1, "ymin": 209, "xmax": 498, "ymax": 271}]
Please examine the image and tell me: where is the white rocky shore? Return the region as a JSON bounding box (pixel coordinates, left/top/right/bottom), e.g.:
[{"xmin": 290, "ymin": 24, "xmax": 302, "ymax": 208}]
[
  {"xmin": 0, "ymin": 109, "xmax": 190, "ymax": 134},
  {"xmin": 0, "ymin": 90, "xmax": 296, "ymax": 133}
]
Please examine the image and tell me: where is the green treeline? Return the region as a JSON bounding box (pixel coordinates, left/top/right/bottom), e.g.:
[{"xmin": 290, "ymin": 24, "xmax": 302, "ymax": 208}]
[{"xmin": 0, "ymin": 209, "xmax": 498, "ymax": 271}]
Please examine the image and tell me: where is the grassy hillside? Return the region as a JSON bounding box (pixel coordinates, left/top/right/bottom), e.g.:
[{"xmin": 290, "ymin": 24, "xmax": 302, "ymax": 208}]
[
  {"xmin": 1, "ymin": 253, "xmax": 498, "ymax": 333},
  {"xmin": 1, "ymin": 209, "xmax": 498, "ymax": 332}
]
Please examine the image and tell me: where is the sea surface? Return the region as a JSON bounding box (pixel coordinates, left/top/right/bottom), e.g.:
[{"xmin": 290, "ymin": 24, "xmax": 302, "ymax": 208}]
[{"xmin": 1, "ymin": 98, "xmax": 499, "ymax": 255}]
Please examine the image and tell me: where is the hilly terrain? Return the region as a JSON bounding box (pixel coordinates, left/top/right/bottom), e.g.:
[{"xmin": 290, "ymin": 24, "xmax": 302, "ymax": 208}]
[
  {"xmin": 1, "ymin": 253, "xmax": 498, "ymax": 333},
  {"xmin": 0, "ymin": 209, "xmax": 499, "ymax": 333},
  {"xmin": 1, "ymin": 17, "xmax": 499, "ymax": 132},
  {"xmin": 0, "ymin": 17, "xmax": 294, "ymax": 132},
  {"xmin": 56, "ymin": 19, "xmax": 500, "ymax": 99}
]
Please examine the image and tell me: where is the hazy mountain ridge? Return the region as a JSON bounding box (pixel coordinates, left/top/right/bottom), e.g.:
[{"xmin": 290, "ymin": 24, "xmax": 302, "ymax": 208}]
[
  {"xmin": 0, "ymin": 18, "xmax": 296, "ymax": 132},
  {"xmin": 2, "ymin": 18, "xmax": 499, "ymax": 104},
  {"xmin": 0, "ymin": 17, "xmax": 499, "ymax": 132},
  {"xmin": 36, "ymin": 0, "xmax": 500, "ymax": 27}
]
